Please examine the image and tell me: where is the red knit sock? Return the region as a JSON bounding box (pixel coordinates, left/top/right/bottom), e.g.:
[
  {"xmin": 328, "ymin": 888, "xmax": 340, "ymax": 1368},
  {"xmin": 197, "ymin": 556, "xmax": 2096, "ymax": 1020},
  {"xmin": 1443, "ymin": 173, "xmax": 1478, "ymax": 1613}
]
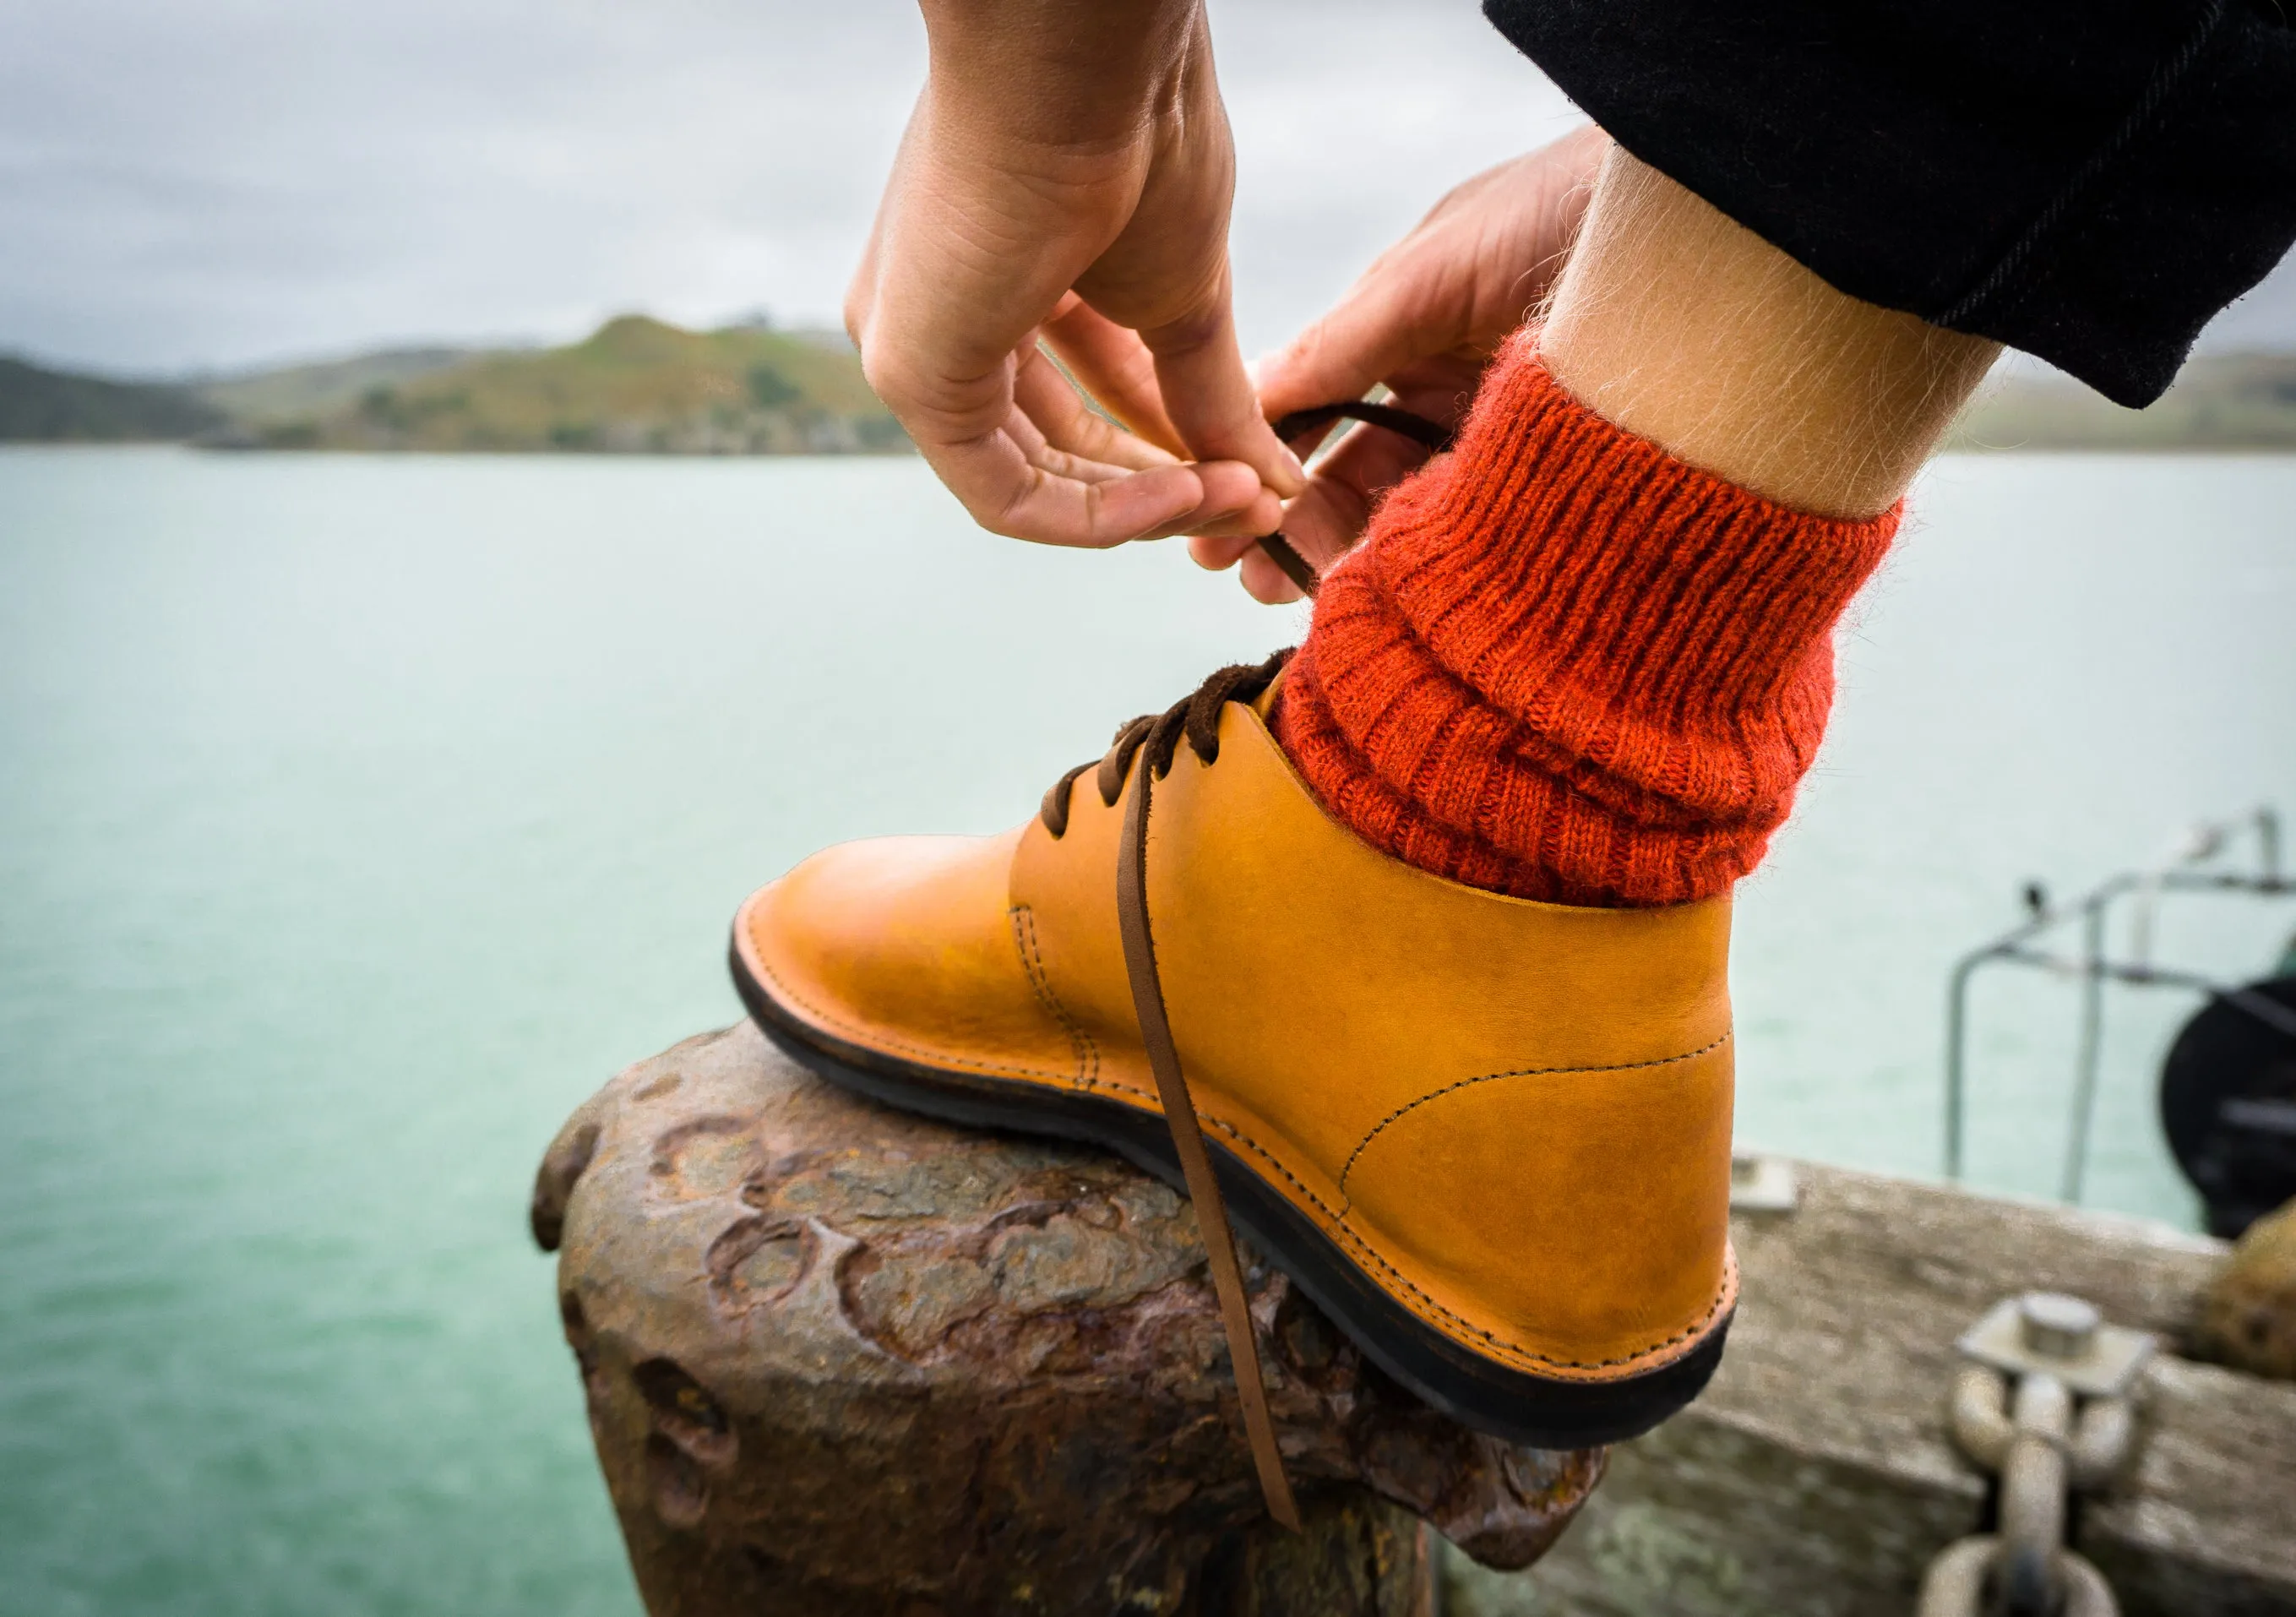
[{"xmin": 1274, "ymin": 329, "xmax": 1899, "ymax": 908}]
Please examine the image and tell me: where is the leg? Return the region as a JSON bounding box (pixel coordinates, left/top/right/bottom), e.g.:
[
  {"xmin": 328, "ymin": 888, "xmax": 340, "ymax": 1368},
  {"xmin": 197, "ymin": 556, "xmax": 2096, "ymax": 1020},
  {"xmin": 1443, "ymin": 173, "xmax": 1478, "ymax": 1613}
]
[
  {"xmin": 753, "ymin": 0, "xmax": 2296, "ymax": 1544},
  {"xmin": 737, "ymin": 112, "xmax": 2009, "ymax": 1520},
  {"xmin": 1541, "ymin": 146, "xmax": 1998, "ymax": 521},
  {"xmin": 1275, "ymin": 154, "xmax": 1994, "ymax": 908}
]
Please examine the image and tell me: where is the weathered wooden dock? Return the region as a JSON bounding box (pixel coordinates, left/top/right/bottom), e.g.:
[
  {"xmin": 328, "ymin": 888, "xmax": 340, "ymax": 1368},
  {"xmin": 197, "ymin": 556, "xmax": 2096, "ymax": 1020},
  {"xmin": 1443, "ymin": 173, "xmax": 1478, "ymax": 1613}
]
[
  {"xmin": 1445, "ymin": 1162, "xmax": 2296, "ymax": 1614},
  {"xmin": 535, "ymin": 1025, "xmax": 2296, "ymax": 1615}
]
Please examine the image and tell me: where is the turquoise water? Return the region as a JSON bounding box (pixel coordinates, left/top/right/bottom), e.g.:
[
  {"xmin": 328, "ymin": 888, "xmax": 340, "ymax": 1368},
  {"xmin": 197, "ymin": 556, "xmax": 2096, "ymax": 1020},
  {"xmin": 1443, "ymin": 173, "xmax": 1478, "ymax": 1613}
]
[{"xmin": 2, "ymin": 447, "xmax": 2291, "ymax": 1613}]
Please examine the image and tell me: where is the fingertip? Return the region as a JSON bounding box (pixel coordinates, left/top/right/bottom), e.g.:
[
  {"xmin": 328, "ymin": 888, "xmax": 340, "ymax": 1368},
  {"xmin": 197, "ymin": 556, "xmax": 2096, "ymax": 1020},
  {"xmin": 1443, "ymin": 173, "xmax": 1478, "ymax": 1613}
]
[
  {"xmin": 1238, "ymin": 549, "xmax": 1304, "ymax": 606},
  {"xmin": 1249, "ymin": 332, "xmax": 1330, "ymax": 426},
  {"xmin": 1252, "ymin": 331, "xmax": 1304, "ymax": 388},
  {"xmin": 1189, "ymin": 532, "xmax": 1251, "ymax": 572},
  {"xmin": 1189, "ymin": 458, "xmax": 1265, "ymax": 522},
  {"xmin": 1094, "ymin": 465, "xmax": 1208, "ymax": 547},
  {"xmin": 1272, "ymin": 442, "xmax": 1309, "ymax": 498},
  {"xmin": 1184, "ymin": 482, "xmax": 1285, "ymax": 538},
  {"xmin": 1231, "ymin": 420, "xmax": 1306, "ymax": 500}
]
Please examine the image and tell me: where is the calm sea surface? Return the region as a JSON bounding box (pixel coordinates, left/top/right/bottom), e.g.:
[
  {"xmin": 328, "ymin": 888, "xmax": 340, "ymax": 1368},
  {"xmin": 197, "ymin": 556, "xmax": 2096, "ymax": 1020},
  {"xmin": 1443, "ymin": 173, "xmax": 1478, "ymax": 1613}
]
[{"xmin": 3, "ymin": 447, "xmax": 2292, "ymax": 1613}]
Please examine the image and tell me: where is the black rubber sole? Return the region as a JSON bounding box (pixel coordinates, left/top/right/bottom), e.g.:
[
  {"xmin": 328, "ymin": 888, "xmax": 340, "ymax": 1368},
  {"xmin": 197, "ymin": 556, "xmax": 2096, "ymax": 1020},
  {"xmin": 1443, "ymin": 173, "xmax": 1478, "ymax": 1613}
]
[{"xmin": 730, "ymin": 934, "xmax": 1727, "ymax": 1448}]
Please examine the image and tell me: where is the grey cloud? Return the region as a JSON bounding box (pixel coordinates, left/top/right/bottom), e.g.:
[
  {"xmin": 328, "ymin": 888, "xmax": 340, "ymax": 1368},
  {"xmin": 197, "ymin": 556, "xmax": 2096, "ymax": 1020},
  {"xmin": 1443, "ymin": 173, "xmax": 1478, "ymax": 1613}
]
[
  {"xmin": 1, "ymin": 0, "xmax": 2287, "ymax": 375},
  {"xmin": 1, "ymin": 0, "xmax": 929, "ymax": 371}
]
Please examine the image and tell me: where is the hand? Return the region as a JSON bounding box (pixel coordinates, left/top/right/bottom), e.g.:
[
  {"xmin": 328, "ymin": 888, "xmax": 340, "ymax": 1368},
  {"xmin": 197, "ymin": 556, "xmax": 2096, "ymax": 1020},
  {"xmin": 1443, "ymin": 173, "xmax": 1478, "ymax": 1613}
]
[
  {"xmin": 1192, "ymin": 126, "xmax": 1610, "ymax": 602},
  {"xmin": 846, "ymin": 0, "xmax": 1303, "ymax": 549}
]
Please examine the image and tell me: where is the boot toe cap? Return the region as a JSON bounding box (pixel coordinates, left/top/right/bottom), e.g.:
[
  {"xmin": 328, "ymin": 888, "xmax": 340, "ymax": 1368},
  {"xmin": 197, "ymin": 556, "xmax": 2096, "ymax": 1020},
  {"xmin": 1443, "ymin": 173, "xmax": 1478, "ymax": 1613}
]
[{"xmin": 733, "ymin": 830, "xmax": 1085, "ymax": 1086}]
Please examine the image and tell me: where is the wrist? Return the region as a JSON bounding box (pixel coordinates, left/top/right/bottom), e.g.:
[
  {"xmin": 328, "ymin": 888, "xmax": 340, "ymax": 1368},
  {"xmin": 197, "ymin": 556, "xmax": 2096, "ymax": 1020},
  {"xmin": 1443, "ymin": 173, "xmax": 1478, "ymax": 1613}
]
[{"xmin": 918, "ymin": 0, "xmax": 1203, "ymax": 150}]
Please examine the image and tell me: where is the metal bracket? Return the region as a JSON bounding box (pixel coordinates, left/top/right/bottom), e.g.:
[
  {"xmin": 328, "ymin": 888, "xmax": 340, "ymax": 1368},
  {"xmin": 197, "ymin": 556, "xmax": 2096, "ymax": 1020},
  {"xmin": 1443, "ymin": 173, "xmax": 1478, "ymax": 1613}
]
[
  {"xmin": 1956, "ymin": 1292, "xmax": 2156, "ymax": 1400},
  {"xmin": 1728, "ymin": 1153, "xmax": 1798, "ymax": 1213}
]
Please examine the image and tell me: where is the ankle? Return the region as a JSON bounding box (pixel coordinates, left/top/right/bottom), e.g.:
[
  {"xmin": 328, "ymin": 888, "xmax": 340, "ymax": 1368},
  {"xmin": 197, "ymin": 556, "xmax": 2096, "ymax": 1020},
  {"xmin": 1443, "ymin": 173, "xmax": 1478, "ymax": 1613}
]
[
  {"xmin": 1540, "ymin": 148, "xmax": 1999, "ymax": 520},
  {"xmin": 1276, "ymin": 335, "xmax": 1896, "ymax": 906}
]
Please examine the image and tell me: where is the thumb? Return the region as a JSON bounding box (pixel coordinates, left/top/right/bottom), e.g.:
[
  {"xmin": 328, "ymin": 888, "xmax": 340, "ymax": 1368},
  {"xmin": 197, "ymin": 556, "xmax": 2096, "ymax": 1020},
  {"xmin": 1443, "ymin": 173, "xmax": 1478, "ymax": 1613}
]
[{"xmin": 1256, "ymin": 259, "xmax": 1468, "ymax": 427}]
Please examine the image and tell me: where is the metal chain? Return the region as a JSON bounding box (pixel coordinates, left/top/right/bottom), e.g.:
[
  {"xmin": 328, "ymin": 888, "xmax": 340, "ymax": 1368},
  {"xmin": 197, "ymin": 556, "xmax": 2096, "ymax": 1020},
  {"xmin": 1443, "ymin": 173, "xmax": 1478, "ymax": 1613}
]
[{"xmin": 1917, "ymin": 1293, "xmax": 2152, "ymax": 1617}]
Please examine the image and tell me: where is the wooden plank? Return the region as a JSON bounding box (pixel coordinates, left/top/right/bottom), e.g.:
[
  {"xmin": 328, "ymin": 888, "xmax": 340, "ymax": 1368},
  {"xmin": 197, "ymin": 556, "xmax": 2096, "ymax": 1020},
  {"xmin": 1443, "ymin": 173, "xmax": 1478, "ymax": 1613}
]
[
  {"xmin": 1446, "ymin": 1163, "xmax": 2296, "ymax": 1615},
  {"xmin": 2087, "ymin": 1355, "xmax": 2296, "ymax": 1616}
]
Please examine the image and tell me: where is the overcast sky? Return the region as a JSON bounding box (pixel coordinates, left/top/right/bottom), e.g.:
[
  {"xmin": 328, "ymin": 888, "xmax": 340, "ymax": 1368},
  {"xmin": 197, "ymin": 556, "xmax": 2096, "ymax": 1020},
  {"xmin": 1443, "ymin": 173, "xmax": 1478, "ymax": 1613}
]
[{"xmin": 4, "ymin": 0, "xmax": 2291, "ymax": 378}]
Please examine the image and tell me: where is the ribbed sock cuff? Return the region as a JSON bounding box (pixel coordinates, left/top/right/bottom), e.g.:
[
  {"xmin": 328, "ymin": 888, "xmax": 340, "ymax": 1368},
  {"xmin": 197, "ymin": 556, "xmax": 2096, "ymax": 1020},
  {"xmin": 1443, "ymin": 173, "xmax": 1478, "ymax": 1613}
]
[{"xmin": 1275, "ymin": 329, "xmax": 1898, "ymax": 906}]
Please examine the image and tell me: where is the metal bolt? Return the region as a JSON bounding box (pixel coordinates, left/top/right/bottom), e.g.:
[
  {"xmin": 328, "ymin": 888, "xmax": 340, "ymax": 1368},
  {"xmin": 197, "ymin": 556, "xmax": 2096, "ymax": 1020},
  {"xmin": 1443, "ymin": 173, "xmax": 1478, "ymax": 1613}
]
[{"xmin": 2018, "ymin": 1293, "xmax": 2100, "ymax": 1360}]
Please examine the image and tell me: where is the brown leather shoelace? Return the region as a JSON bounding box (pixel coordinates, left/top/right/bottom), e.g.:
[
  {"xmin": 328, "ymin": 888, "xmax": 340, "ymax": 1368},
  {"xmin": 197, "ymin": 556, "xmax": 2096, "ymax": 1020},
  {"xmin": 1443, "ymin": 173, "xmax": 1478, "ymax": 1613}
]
[
  {"xmin": 1039, "ymin": 650, "xmax": 1301, "ymax": 1527},
  {"xmin": 1251, "ymin": 400, "xmax": 1459, "ymax": 598},
  {"xmin": 1034, "ymin": 402, "xmax": 1454, "ymax": 1530}
]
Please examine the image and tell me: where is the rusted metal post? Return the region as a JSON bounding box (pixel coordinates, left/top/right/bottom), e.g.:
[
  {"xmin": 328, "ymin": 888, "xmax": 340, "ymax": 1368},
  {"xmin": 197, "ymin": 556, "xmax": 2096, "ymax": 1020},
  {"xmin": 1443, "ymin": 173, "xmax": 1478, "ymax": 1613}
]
[{"xmin": 532, "ymin": 1023, "xmax": 1604, "ymax": 1616}]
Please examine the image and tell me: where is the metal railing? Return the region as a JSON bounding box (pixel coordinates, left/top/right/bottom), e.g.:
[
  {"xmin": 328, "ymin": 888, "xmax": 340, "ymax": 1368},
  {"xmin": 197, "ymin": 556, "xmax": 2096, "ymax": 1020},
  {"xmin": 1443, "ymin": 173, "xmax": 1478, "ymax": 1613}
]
[{"xmin": 1944, "ymin": 807, "xmax": 2293, "ymax": 1201}]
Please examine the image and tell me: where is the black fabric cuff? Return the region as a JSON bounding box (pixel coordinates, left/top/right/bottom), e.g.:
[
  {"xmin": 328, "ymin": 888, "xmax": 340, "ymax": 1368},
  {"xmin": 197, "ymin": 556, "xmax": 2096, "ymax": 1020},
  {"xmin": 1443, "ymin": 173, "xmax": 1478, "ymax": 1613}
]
[{"xmin": 1485, "ymin": 0, "xmax": 2296, "ymax": 406}]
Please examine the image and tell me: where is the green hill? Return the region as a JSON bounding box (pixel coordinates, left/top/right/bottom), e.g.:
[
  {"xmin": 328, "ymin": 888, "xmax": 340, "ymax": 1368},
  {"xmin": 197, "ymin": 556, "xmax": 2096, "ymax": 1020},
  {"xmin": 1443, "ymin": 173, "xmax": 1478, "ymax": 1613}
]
[
  {"xmin": 196, "ymin": 346, "xmax": 480, "ymax": 427},
  {"xmin": 241, "ymin": 316, "xmax": 908, "ymax": 455},
  {"xmin": 1950, "ymin": 351, "xmax": 2296, "ymax": 452},
  {"xmin": 0, "ymin": 357, "xmax": 226, "ymax": 441},
  {"xmin": 29, "ymin": 316, "xmax": 2278, "ymax": 457}
]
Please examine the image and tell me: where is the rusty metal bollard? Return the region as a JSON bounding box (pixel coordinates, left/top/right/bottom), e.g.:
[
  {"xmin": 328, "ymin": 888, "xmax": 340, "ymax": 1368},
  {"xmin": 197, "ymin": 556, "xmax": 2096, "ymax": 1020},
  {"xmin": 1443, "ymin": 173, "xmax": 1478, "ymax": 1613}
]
[{"xmin": 531, "ymin": 1023, "xmax": 1606, "ymax": 1615}]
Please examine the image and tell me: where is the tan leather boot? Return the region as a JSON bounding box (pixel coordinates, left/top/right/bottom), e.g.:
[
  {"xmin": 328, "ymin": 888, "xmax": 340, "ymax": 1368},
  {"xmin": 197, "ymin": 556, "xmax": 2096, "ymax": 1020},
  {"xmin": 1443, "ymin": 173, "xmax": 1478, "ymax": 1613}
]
[{"xmin": 731, "ymin": 652, "xmax": 1736, "ymax": 1513}]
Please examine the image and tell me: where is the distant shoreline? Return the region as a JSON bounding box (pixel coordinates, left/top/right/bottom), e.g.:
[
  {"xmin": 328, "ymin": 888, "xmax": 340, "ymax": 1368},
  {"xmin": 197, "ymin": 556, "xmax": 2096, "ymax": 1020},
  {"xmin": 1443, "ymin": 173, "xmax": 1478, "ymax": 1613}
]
[
  {"xmin": 8, "ymin": 326, "xmax": 2293, "ymax": 455},
  {"xmin": 1945, "ymin": 353, "xmax": 2296, "ymax": 454},
  {"xmin": 3, "ymin": 316, "xmax": 911, "ymax": 457}
]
